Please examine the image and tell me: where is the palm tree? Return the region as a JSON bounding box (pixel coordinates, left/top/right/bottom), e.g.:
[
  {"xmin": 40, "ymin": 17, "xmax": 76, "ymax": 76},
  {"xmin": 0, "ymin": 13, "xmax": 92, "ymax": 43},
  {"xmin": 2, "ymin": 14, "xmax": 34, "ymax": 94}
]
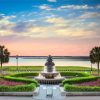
[
  {"xmin": 0, "ymin": 45, "xmax": 10, "ymax": 69},
  {"xmin": 90, "ymin": 46, "xmax": 100, "ymax": 75},
  {"xmin": 90, "ymin": 52, "xmax": 95, "ymax": 74}
]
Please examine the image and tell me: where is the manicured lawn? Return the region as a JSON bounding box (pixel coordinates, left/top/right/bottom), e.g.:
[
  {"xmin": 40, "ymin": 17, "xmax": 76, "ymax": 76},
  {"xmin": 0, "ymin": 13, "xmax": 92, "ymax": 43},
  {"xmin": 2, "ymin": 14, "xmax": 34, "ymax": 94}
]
[
  {"xmin": 0, "ymin": 66, "xmax": 43, "ymax": 71},
  {"xmin": 0, "ymin": 66, "xmax": 99, "ymax": 76},
  {"xmin": 56, "ymin": 66, "xmax": 99, "ymax": 75},
  {"xmin": 56, "ymin": 66, "xmax": 95, "ymax": 71},
  {"xmin": 0, "ymin": 66, "xmax": 96, "ymax": 71}
]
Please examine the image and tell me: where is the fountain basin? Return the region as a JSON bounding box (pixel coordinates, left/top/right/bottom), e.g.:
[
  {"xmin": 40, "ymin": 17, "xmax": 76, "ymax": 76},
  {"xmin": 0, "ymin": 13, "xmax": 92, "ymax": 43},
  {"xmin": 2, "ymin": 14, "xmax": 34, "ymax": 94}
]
[
  {"xmin": 34, "ymin": 72, "xmax": 65, "ymax": 84},
  {"xmin": 41, "ymin": 71, "xmax": 59, "ymax": 79},
  {"xmin": 34, "ymin": 76, "xmax": 64, "ymax": 84}
]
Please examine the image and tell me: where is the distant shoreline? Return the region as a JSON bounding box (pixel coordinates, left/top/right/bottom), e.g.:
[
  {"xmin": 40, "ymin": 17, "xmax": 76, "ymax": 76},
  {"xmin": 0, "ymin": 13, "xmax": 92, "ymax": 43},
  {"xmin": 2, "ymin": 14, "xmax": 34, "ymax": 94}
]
[{"xmin": 10, "ymin": 56, "xmax": 89, "ymax": 60}]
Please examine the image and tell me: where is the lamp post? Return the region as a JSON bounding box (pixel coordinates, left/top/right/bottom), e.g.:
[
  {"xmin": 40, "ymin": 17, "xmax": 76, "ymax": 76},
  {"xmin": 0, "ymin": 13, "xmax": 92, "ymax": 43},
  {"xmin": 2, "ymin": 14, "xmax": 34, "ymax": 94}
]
[{"xmin": 16, "ymin": 55, "xmax": 19, "ymax": 71}]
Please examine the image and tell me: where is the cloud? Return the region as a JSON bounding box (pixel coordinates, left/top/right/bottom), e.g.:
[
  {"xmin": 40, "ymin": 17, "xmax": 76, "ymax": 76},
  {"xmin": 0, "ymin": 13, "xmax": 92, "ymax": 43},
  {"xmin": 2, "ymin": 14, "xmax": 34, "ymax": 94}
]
[
  {"xmin": 39, "ymin": 4, "xmax": 55, "ymax": 10},
  {"xmin": 96, "ymin": 5, "xmax": 100, "ymax": 9},
  {"xmin": 0, "ymin": 12, "xmax": 99, "ymax": 39},
  {"xmin": 80, "ymin": 12, "xmax": 100, "ymax": 18},
  {"xmin": 12, "ymin": 21, "xmax": 33, "ymax": 32},
  {"xmin": 55, "ymin": 5, "xmax": 99, "ymax": 11},
  {"xmin": 13, "ymin": 17, "xmax": 99, "ymax": 38},
  {"xmin": 46, "ymin": 17, "xmax": 66, "ymax": 24},
  {"xmin": 48, "ymin": 0, "xmax": 56, "ymax": 2},
  {"xmin": 57, "ymin": 5, "xmax": 94, "ymax": 10},
  {"xmin": 0, "ymin": 13, "xmax": 5, "ymax": 20},
  {"xmin": 0, "ymin": 14, "xmax": 16, "ymax": 36},
  {"xmin": 38, "ymin": 4, "xmax": 100, "ymax": 11}
]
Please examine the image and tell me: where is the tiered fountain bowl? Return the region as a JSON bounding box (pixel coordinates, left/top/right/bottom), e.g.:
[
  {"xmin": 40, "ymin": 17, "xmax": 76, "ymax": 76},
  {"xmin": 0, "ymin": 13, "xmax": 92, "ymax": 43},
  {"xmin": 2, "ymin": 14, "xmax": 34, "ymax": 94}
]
[{"xmin": 41, "ymin": 70, "xmax": 59, "ymax": 79}]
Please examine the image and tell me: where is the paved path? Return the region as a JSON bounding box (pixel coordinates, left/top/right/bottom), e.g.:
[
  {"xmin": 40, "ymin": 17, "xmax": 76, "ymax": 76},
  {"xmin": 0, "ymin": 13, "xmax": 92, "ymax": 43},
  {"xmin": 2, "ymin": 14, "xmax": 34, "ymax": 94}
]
[{"xmin": 33, "ymin": 85, "xmax": 66, "ymax": 100}]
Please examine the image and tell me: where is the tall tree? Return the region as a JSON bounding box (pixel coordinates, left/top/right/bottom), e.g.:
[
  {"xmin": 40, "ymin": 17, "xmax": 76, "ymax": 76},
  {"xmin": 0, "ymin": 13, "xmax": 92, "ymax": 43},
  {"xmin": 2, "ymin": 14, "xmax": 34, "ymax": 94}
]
[
  {"xmin": 0, "ymin": 45, "xmax": 10, "ymax": 69},
  {"xmin": 90, "ymin": 46, "xmax": 100, "ymax": 75},
  {"xmin": 90, "ymin": 51, "xmax": 95, "ymax": 74}
]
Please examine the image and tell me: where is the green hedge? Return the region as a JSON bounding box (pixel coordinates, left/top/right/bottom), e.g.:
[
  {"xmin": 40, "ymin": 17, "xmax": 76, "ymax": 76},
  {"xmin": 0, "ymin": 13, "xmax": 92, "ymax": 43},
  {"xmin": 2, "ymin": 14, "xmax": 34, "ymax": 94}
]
[
  {"xmin": 3, "ymin": 76, "xmax": 38, "ymax": 86},
  {"xmin": 10, "ymin": 72, "xmax": 39, "ymax": 77},
  {"xmin": 60, "ymin": 71, "xmax": 90, "ymax": 77},
  {"xmin": 62, "ymin": 76, "xmax": 100, "ymax": 85},
  {"xmin": 0, "ymin": 72, "xmax": 39, "ymax": 92},
  {"xmin": 64, "ymin": 84, "xmax": 100, "ymax": 92},
  {"xmin": 0, "ymin": 83, "xmax": 36, "ymax": 92}
]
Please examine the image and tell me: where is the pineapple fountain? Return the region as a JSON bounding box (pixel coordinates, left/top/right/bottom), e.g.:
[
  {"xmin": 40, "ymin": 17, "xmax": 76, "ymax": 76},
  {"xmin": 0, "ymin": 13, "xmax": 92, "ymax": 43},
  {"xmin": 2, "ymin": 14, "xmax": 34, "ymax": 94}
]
[{"xmin": 35, "ymin": 55, "xmax": 64, "ymax": 84}]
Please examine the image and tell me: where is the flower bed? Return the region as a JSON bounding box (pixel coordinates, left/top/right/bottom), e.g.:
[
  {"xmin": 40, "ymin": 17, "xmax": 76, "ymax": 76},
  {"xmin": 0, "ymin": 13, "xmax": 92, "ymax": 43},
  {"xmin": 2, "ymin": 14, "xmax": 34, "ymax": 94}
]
[
  {"xmin": 0, "ymin": 79, "xmax": 26, "ymax": 86},
  {"xmin": 76, "ymin": 79, "xmax": 100, "ymax": 86},
  {"xmin": 62, "ymin": 76, "xmax": 99, "ymax": 85},
  {"xmin": 0, "ymin": 72, "xmax": 39, "ymax": 92},
  {"xmin": 63, "ymin": 76, "xmax": 100, "ymax": 92}
]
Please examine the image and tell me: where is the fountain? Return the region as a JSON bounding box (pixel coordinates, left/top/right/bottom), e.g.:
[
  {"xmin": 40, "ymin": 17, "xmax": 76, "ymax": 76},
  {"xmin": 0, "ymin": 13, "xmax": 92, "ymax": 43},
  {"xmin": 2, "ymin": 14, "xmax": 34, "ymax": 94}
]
[{"xmin": 35, "ymin": 55, "xmax": 64, "ymax": 84}]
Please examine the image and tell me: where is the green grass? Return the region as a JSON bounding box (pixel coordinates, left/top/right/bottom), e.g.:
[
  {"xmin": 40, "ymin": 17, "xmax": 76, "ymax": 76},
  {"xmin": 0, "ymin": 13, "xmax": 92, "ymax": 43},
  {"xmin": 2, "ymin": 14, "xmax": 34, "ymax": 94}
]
[
  {"xmin": 56, "ymin": 66, "xmax": 96, "ymax": 71},
  {"xmin": 56, "ymin": 66, "xmax": 99, "ymax": 75},
  {"xmin": 60, "ymin": 71, "xmax": 90, "ymax": 77},
  {"xmin": 0, "ymin": 66, "xmax": 99, "ymax": 76},
  {"xmin": 0, "ymin": 66, "xmax": 96, "ymax": 71},
  {"xmin": 1, "ymin": 66, "xmax": 43, "ymax": 71}
]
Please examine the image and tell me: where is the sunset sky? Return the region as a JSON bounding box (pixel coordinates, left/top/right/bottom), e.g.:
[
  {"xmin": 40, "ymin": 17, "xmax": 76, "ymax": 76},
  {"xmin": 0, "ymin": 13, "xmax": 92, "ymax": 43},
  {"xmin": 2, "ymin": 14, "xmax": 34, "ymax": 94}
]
[{"xmin": 0, "ymin": 0, "xmax": 100, "ymax": 56}]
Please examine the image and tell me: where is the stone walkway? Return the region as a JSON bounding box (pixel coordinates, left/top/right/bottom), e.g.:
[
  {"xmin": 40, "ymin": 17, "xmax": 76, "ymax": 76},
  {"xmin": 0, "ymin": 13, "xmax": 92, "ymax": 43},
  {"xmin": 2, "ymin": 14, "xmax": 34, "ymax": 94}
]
[{"xmin": 33, "ymin": 85, "xmax": 66, "ymax": 100}]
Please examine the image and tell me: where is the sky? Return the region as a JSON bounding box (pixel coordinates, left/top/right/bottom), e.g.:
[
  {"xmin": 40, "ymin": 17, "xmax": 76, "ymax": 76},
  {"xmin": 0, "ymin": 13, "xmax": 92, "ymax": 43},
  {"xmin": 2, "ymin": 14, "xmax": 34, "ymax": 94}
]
[{"xmin": 0, "ymin": 0, "xmax": 100, "ymax": 56}]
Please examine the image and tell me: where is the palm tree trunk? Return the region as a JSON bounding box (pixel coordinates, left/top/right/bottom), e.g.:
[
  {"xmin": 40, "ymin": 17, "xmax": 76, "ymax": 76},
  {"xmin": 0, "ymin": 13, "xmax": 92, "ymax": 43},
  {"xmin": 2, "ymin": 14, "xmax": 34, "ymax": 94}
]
[
  {"xmin": 0, "ymin": 61, "xmax": 2, "ymax": 69},
  {"xmin": 91, "ymin": 63, "xmax": 92, "ymax": 74},
  {"xmin": 97, "ymin": 62, "xmax": 99, "ymax": 75}
]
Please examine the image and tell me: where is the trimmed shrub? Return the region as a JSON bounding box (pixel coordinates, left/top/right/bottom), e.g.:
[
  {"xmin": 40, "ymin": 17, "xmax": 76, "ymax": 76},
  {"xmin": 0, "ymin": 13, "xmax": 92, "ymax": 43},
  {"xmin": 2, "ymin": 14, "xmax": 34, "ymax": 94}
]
[
  {"xmin": 0, "ymin": 83, "xmax": 36, "ymax": 92},
  {"xmin": 62, "ymin": 76, "xmax": 100, "ymax": 85},
  {"xmin": 10, "ymin": 72, "xmax": 39, "ymax": 77},
  {"xmin": 3, "ymin": 76, "xmax": 38, "ymax": 86},
  {"xmin": 60, "ymin": 71, "xmax": 90, "ymax": 77},
  {"xmin": 64, "ymin": 84, "xmax": 100, "ymax": 92},
  {"xmin": 0, "ymin": 72, "xmax": 39, "ymax": 92}
]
